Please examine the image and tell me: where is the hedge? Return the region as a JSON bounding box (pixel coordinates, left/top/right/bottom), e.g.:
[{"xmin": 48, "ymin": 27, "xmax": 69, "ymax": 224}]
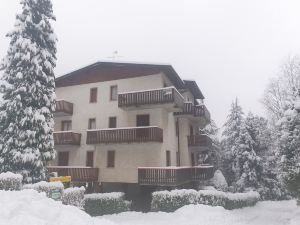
[
  {"xmin": 0, "ymin": 172, "xmax": 23, "ymax": 191},
  {"xmin": 84, "ymin": 192, "xmax": 131, "ymax": 216},
  {"xmin": 151, "ymin": 189, "xmax": 260, "ymax": 212},
  {"xmin": 62, "ymin": 186, "xmax": 85, "ymax": 207},
  {"xmin": 23, "ymin": 181, "xmax": 64, "ymax": 200}
]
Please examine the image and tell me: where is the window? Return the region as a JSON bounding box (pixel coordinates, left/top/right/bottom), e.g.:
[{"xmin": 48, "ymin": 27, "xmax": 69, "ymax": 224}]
[
  {"xmin": 88, "ymin": 118, "xmax": 96, "ymax": 129},
  {"xmin": 166, "ymin": 150, "xmax": 171, "ymax": 166},
  {"xmin": 107, "ymin": 150, "xmax": 115, "ymax": 168},
  {"xmin": 90, "ymin": 88, "xmax": 97, "ymax": 103},
  {"xmin": 86, "ymin": 151, "xmax": 94, "ymax": 167},
  {"xmin": 61, "ymin": 120, "xmax": 72, "ymax": 131},
  {"xmin": 58, "ymin": 152, "xmax": 69, "ymax": 166},
  {"xmin": 109, "ymin": 117, "xmax": 117, "ymax": 128},
  {"xmin": 110, "ymin": 85, "xmax": 118, "ymax": 101}
]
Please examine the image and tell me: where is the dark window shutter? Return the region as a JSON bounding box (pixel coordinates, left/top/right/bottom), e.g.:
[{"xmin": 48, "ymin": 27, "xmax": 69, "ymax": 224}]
[
  {"xmin": 90, "ymin": 88, "xmax": 97, "ymax": 103},
  {"xmin": 166, "ymin": 150, "xmax": 171, "ymax": 167},
  {"xmin": 107, "ymin": 150, "xmax": 115, "ymax": 168},
  {"xmin": 109, "ymin": 117, "xmax": 117, "ymax": 128}
]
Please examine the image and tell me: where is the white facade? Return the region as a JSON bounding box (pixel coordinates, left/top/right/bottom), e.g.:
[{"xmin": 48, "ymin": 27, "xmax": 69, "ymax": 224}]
[{"xmin": 51, "ymin": 70, "xmax": 208, "ymax": 184}]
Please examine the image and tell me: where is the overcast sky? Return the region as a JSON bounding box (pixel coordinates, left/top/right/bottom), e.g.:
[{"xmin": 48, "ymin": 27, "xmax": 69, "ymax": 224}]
[{"xmin": 1, "ymin": 0, "xmax": 300, "ymax": 127}]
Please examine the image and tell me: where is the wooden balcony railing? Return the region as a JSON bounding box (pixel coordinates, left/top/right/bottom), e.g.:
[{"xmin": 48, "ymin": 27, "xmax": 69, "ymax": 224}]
[
  {"xmin": 53, "ymin": 131, "xmax": 81, "ymax": 145},
  {"xmin": 55, "ymin": 100, "xmax": 73, "ymax": 116},
  {"xmin": 191, "ymin": 166, "xmax": 214, "ymax": 181},
  {"xmin": 47, "ymin": 166, "xmax": 99, "ymax": 182},
  {"xmin": 138, "ymin": 166, "xmax": 214, "ymax": 186},
  {"xmin": 86, "ymin": 126, "xmax": 163, "ymax": 144},
  {"xmin": 194, "ymin": 105, "xmax": 211, "ymax": 122},
  {"xmin": 174, "ymin": 102, "xmax": 211, "ymax": 122},
  {"xmin": 118, "ymin": 87, "xmax": 184, "ymax": 109},
  {"xmin": 188, "ymin": 134, "xmax": 212, "ymax": 148}
]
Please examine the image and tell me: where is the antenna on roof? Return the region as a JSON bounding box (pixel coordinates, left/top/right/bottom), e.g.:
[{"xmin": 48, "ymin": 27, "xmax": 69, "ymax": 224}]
[{"xmin": 107, "ymin": 50, "xmax": 124, "ymax": 60}]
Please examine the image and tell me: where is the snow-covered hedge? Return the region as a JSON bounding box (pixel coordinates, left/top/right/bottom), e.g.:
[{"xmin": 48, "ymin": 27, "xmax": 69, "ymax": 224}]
[
  {"xmin": 23, "ymin": 181, "xmax": 64, "ymax": 199},
  {"xmin": 62, "ymin": 186, "xmax": 85, "ymax": 207},
  {"xmin": 0, "ymin": 172, "xmax": 23, "ymax": 191},
  {"xmin": 151, "ymin": 189, "xmax": 260, "ymax": 212},
  {"xmin": 84, "ymin": 192, "xmax": 131, "ymax": 216}
]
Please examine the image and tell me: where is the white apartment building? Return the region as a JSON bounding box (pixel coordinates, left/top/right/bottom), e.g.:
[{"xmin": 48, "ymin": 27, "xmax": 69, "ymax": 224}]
[{"xmin": 48, "ymin": 61, "xmax": 213, "ymax": 192}]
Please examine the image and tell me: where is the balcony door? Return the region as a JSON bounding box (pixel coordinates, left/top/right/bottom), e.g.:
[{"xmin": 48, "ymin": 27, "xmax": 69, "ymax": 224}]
[
  {"xmin": 136, "ymin": 114, "xmax": 150, "ymax": 127},
  {"xmin": 136, "ymin": 115, "xmax": 150, "ymax": 139},
  {"xmin": 58, "ymin": 152, "xmax": 69, "ymax": 166},
  {"xmin": 61, "ymin": 120, "xmax": 72, "ymax": 131},
  {"xmin": 86, "ymin": 151, "xmax": 94, "ymax": 167}
]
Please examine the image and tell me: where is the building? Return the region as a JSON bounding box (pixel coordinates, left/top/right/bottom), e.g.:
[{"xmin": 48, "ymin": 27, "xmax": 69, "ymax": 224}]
[{"xmin": 48, "ymin": 61, "xmax": 214, "ymax": 193}]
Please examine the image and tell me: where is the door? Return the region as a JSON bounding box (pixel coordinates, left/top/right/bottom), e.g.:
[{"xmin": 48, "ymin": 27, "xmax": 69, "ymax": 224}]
[
  {"xmin": 190, "ymin": 125, "xmax": 194, "ymax": 136},
  {"xmin": 136, "ymin": 114, "xmax": 150, "ymax": 127},
  {"xmin": 86, "ymin": 151, "xmax": 94, "ymax": 167},
  {"xmin": 136, "ymin": 115, "xmax": 150, "ymax": 139},
  {"xmin": 58, "ymin": 152, "xmax": 69, "ymax": 166},
  {"xmin": 61, "ymin": 120, "xmax": 72, "ymax": 131}
]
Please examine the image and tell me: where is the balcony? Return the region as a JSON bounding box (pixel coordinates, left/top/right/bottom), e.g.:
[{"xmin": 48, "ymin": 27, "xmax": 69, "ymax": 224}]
[
  {"xmin": 174, "ymin": 102, "xmax": 210, "ymax": 124},
  {"xmin": 138, "ymin": 165, "xmax": 214, "ymax": 186},
  {"xmin": 53, "ymin": 131, "xmax": 81, "ymax": 145},
  {"xmin": 55, "ymin": 100, "xmax": 73, "ymax": 116},
  {"xmin": 47, "ymin": 166, "xmax": 99, "ymax": 182},
  {"xmin": 187, "ymin": 134, "xmax": 212, "ymax": 152},
  {"xmin": 118, "ymin": 87, "xmax": 184, "ymax": 111},
  {"xmin": 86, "ymin": 126, "xmax": 163, "ymax": 144}
]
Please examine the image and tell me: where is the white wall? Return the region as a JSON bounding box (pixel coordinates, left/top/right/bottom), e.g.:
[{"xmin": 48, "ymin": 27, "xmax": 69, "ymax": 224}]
[{"xmin": 53, "ymin": 72, "xmax": 204, "ymax": 183}]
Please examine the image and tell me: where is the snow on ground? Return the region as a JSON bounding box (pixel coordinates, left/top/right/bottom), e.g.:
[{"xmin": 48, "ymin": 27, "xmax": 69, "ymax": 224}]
[
  {"xmin": 0, "ymin": 190, "xmax": 299, "ymax": 225},
  {"xmin": 0, "ymin": 190, "xmax": 97, "ymax": 225},
  {"xmin": 98, "ymin": 201, "xmax": 300, "ymax": 225}
]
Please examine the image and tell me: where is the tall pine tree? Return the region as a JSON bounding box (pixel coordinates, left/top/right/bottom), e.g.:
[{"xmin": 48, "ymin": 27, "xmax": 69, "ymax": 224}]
[
  {"xmin": 277, "ymin": 94, "xmax": 300, "ymax": 198},
  {"xmin": 222, "ymin": 99, "xmax": 262, "ymax": 190},
  {"xmin": 0, "ymin": 0, "xmax": 57, "ymax": 183}
]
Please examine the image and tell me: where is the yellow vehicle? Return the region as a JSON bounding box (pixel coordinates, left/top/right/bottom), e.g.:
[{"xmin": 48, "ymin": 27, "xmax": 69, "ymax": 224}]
[{"xmin": 49, "ymin": 176, "xmax": 71, "ymax": 183}]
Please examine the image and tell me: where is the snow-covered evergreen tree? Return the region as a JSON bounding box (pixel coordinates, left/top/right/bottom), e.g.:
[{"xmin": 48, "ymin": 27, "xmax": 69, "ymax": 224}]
[
  {"xmin": 0, "ymin": 0, "xmax": 57, "ymax": 183},
  {"xmin": 222, "ymin": 99, "xmax": 262, "ymax": 190},
  {"xmin": 277, "ymin": 94, "xmax": 300, "ymax": 197},
  {"xmin": 245, "ymin": 112, "xmax": 271, "ymax": 156},
  {"xmin": 245, "ymin": 112, "xmax": 286, "ymax": 199}
]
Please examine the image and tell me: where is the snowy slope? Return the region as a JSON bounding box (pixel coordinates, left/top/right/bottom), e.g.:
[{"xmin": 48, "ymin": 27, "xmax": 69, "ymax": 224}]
[
  {"xmin": 0, "ymin": 190, "xmax": 299, "ymax": 225},
  {"xmin": 0, "ymin": 190, "xmax": 96, "ymax": 225}
]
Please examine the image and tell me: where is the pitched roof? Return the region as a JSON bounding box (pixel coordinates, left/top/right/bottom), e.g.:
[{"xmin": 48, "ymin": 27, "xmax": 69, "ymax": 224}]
[
  {"xmin": 55, "ymin": 61, "xmax": 185, "ymax": 89},
  {"xmin": 183, "ymin": 80, "xmax": 205, "ymax": 99}
]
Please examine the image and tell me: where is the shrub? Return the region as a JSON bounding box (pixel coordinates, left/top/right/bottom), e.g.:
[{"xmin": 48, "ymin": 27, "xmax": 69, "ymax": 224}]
[
  {"xmin": 151, "ymin": 189, "xmax": 260, "ymax": 212},
  {"xmin": 62, "ymin": 186, "xmax": 85, "ymax": 207},
  {"xmin": 0, "ymin": 172, "xmax": 23, "ymax": 191},
  {"xmin": 84, "ymin": 192, "xmax": 131, "ymax": 216},
  {"xmin": 211, "ymin": 170, "xmax": 228, "ymax": 191},
  {"xmin": 23, "ymin": 181, "xmax": 64, "ymax": 200}
]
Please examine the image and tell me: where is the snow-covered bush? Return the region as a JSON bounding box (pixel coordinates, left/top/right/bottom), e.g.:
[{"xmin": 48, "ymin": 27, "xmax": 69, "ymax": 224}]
[
  {"xmin": 62, "ymin": 186, "xmax": 85, "ymax": 207},
  {"xmin": 151, "ymin": 189, "xmax": 260, "ymax": 212},
  {"xmin": 23, "ymin": 181, "xmax": 64, "ymax": 199},
  {"xmin": 84, "ymin": 192, "xmax": 131, "ymax": 216},
  {"xmin": 0, "ymin": 172, "xmax": 23, "ymax": 191},
  {"xmin": 211, "ymin": 170, "xmax": 228, "ymax": 191}
]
